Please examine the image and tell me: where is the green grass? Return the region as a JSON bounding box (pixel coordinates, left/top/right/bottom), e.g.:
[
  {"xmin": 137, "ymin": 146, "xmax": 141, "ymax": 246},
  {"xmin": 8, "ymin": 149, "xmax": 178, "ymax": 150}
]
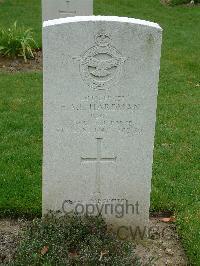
[
  {"xmin": 0, "ymin": 0, "xmax": 41, "ymax": 46},
  {"xmin": 0, "ymin": 0, "xmax": 200, "ymax": 264},
  {"xmin": 0, "ymin": 73, "xmax": 42, "ymax": 217}
]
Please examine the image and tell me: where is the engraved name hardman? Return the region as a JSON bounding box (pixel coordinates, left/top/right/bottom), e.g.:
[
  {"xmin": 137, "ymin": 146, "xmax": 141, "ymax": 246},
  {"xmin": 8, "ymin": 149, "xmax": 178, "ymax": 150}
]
[
  {"xmin": 68, "ymin": 95, "xmax": 140, "ymax": 112},
  {"xmin": 72, "ymin": 102, "xmax": 138, "ymax": 112},
  {"xmin": 77, "ymin": 31, "xmax": 126, "ymax": 90}
]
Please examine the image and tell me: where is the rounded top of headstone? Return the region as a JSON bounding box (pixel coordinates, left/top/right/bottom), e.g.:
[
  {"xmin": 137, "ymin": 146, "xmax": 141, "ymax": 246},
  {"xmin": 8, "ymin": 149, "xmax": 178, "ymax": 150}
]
[{"xmin": 43, "ymin": 16, "xmax": 162, "ymax": 31}]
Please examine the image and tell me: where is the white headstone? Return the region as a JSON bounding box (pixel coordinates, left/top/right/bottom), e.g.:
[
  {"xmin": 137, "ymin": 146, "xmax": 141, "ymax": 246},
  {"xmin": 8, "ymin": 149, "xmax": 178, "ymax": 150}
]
[
  {"xmin": 42, "ymin": 0, "xmax": 93, "ymax": 21},
  {"xmin": 43, "ymin": 16, "xmax": 162, "ymax": 237}
]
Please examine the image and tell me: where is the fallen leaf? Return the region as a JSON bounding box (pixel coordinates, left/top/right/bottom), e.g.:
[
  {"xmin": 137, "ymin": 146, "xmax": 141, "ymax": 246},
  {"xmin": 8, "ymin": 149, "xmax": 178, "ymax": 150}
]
[
  {"xmin": 40, "ymin": 246, "xmax": 49, "ymax": 256},
  {"xmin": 69, "ymin": 251, "xmax": 78, "ymax": 257},
  {"xmin": 160, "ymin": 217, "xmax": 176, "ymax": 223}
]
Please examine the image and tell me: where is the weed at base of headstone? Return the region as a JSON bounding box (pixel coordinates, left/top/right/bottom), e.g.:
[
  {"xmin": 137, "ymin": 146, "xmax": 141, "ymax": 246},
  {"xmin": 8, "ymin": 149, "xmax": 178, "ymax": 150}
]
[{"xmin": 12, "ymin": 213, "xmax": 141, "ymax": 266}]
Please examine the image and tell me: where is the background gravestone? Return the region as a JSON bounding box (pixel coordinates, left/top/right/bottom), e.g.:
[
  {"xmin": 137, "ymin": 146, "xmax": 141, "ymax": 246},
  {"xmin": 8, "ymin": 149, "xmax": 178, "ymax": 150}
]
[
  {"xmin": 42, "ymin": 0, "xmax": 93, "ymax": 21},
  {"xmin": 43, "ymin": 16, "xmax": 162, "ymax": 234}
]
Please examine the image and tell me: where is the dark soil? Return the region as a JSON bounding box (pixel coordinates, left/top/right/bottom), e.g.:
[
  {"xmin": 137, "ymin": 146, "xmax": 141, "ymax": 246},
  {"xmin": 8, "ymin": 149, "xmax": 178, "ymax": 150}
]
[
  {"xmin": 0, "ymin": 51, "xmax": 43, "ymax": 73},
  {"xmin": 0, "ymin": 219, "xmax": 28, "ymax": 264},
  {"xmin": 136, "ymin": 218, "xmax": 188, "ymax": 265}
]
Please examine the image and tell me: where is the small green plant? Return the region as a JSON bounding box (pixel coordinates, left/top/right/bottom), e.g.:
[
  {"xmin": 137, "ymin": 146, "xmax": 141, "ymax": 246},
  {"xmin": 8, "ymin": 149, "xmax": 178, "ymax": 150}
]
[
  {"xmin": 0, "ymin": 21, "xmax": 37, "ymax": 62},
  {"xmin": 11, "ymin": 213, "xmax": 140, "ymax": 266}
]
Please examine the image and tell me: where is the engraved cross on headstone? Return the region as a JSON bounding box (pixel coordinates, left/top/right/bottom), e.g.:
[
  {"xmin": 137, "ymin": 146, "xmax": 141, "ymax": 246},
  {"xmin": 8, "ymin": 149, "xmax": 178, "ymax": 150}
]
[
  {"xmin": 59, "ymin": 0, "xmax": 76, "ymax": 16},
  {"xmin": 81, "ymin": 138, "xmax": 117, "ymax": 195}
]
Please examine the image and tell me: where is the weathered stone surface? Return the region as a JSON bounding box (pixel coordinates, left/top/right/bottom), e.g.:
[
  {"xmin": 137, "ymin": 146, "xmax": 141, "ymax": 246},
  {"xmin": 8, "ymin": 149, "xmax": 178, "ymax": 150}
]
[
  {"xmin": 42, "ymin": 0, "xmax": 93, "ymax": 21},
  {"xmin": 43, "ymin": 16, "xmax": 162, "ymax": 235}
]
